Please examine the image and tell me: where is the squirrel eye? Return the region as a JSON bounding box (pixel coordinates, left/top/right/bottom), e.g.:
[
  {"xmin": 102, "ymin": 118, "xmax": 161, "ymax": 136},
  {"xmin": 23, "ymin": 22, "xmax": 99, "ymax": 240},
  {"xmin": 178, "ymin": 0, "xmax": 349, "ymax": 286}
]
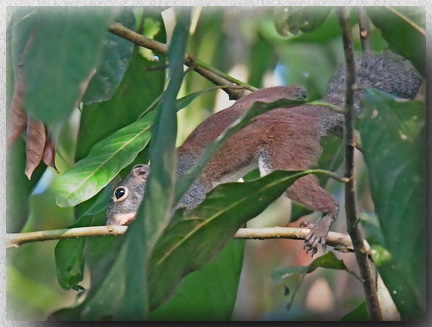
[{"xmin": 113, "ymin": 187, "xmax": 129, "ymax": 202}]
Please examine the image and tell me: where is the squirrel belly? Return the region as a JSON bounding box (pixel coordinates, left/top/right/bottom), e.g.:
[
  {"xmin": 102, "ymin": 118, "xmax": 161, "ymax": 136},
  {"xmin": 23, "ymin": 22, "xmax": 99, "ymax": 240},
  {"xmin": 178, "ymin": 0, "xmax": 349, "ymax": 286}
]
[{"xmin": 106, "ymin": 51, "xmax": 422, "ymax": 255}]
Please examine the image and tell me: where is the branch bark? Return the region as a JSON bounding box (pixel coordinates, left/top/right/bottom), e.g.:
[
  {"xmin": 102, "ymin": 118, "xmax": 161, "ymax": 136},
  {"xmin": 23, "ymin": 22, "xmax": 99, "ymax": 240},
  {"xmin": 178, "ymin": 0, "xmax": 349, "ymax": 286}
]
[
  {"xmin": 108, "ymin": 23, "xmax": 257, "ymax": 100},
  {"xmin": 6, "ymin": 225, "xmax": 368, "ymax": 253},
  {"xmin": 338, "ymin": 7, "xmax": 382, "ymax": 321}
]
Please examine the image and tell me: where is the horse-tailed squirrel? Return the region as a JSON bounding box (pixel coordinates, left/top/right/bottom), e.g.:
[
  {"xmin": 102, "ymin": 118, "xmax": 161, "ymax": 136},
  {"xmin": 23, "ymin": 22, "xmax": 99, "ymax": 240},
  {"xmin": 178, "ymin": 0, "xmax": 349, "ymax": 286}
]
[{"xmin": 106, "ymin": 51, "xmax": 422, "ymax": 255}]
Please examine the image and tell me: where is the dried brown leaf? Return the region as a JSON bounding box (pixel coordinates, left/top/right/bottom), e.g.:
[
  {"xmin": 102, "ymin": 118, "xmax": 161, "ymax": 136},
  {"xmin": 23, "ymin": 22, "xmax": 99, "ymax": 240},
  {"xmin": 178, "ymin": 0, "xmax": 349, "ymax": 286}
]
[
  {"xmin": 25, "ymin": 119, "xmax": 46, "ymax": 179},
  {"xmin": 7, "ymin": 31, "xmax": 35, "ymax": 148},
  {"xmin": 42, "ymin": 133, "xmax": 58, "ymax": 172},
  {"xmin": 7, "ymin": 72, "xmax": 27, "ymax": 148}
]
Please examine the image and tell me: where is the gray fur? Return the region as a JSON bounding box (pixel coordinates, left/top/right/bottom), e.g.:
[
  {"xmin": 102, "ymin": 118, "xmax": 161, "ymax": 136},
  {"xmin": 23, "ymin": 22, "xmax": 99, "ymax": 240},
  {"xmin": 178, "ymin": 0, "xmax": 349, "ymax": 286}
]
[{"xmin": 327, "ymin": 51, "xmax": 422, "ymax": 110}]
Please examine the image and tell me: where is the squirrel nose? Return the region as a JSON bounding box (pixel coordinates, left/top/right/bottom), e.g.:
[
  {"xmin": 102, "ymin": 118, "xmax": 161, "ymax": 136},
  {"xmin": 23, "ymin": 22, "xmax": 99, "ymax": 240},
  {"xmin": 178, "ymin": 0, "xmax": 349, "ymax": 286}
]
[{"xmin": 297, "ymin": 87, "xmax": 308, "ymax": 99}]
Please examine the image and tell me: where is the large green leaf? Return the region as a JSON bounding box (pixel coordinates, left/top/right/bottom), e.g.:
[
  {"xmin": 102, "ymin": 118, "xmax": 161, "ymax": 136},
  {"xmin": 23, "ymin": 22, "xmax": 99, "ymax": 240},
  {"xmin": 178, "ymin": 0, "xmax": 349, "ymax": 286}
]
[
  {"xmin": 54, "ymin": 111, "xmax": 155, "ymax": 207},
  {"xmin": 358, "ymin": 89, "xmax": 426, "ymax": 320},
  {"xmin": 149, "ymin": 240, "xmax": 245, "ymax": 321},
  {"xmin": 82, "ymin": 9, "xmax": 136, "ymax": 104},
  {"xmin": 367, "ymin": 7, "xmax": 425, "ymax": 76},
  {"xmin": 149, "ymin": 169, "xmax": 314, "ymax": 309},
  {"xmin": 21, "ymin": 8, "xmax": 114, "ymax": 125},
  {"xmin": 115, "ymin": 12, "xmax": 191, "ymax": 320},
  {"xmin": 10, "ymin": 8, "xmax": 36, "ymax": 74},
  {"xmin": 7, "ymin": 138, "xmax": 45, "ymax": 232}
]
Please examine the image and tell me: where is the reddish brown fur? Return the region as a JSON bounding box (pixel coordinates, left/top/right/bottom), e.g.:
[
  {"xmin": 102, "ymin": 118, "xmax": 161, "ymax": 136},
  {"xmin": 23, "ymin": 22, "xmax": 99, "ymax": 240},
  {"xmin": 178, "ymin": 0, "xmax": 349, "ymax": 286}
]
[
  {"xmin": 178, "ymin": 95, "xmax": 337, "ymax": 218},
  {"xmin": 180, "ymin": 86, "xmax": 307, "ymax": 153}
]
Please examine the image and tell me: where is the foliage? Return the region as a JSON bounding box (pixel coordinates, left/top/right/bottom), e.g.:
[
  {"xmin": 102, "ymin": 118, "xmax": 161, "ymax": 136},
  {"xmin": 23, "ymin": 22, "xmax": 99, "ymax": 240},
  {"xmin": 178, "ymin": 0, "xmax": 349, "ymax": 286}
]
[
  {"xmin": 6, "ymin": 6, "xmax": 425, "ymax": 322},
  {"xmin": 359, "ymin": 90, "xmax": 426, "ymax": 319}
]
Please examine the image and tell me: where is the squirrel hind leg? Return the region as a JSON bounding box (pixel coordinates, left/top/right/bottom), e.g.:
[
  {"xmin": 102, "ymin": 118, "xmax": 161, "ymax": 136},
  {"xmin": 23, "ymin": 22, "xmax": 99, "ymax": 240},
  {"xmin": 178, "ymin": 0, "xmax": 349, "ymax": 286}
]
[
  {"xmin": 287, "ymin": 174, "xmax": 339, "ymax": 256},
  {"xmin": 257, "ymin": 143, "xmax": 339, "ymax": 255}
]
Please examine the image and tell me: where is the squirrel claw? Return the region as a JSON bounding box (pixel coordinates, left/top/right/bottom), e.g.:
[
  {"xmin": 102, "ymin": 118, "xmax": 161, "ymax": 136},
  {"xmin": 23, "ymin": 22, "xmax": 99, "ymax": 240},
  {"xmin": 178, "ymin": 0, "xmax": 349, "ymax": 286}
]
[{"xmin": 301, "ymin": 219, "xmax": 330, "ymax": 257}]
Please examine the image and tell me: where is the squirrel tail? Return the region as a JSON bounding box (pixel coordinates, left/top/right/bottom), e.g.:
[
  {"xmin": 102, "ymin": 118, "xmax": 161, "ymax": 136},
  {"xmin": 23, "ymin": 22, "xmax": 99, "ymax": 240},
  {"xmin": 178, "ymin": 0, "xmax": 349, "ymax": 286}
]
[{"xmin": 326, "ymin": 51, "xmax": 423, "ymax": 109}]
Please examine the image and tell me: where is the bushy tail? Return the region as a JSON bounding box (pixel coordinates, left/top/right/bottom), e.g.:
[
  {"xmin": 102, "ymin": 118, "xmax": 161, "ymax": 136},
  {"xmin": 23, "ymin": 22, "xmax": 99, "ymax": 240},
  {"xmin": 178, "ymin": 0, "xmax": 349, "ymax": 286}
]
[{"xmin": 326, "ymin": 51, "xmax": 422, "ymax": 104}]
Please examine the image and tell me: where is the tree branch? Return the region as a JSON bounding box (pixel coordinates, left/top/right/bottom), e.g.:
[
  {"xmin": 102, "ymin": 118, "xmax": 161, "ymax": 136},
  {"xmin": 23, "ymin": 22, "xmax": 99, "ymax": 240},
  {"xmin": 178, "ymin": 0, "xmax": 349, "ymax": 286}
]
[
  {"xmin": 108, "ymin": 22, "xmax": 257, "ymax": 100},
  {"xmin": 6, "ymin": 225, "xmax": 368, "ymax": 253},
  {"xmin": 338, "ymin": 7, "xmax": 382, "ymax": 321}
]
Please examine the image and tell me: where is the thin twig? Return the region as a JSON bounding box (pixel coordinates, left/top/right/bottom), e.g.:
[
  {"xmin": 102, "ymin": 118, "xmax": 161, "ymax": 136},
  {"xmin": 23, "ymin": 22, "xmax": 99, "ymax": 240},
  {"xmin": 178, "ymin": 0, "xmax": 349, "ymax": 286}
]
[
  {"xmin": 338, "ymin": 7, "xmax": 382, "ymax": 321},
  {"xmin": 308, "ymin": 100, "xmax": 347, "ymax": 114},
  {"xmin": 312, "ymin": 169, "xmax": 349, "ymax": 183},
  {"xmin": 108, "ymin": 23, "xmax": 257, "ymax": 100},
  {"xmin": 6, "ymin": 226, "xmax": 368, "ymax": 253},
  {"xmin": 358, "ymin": 8, "xmax": 372, "ymax": 51}
]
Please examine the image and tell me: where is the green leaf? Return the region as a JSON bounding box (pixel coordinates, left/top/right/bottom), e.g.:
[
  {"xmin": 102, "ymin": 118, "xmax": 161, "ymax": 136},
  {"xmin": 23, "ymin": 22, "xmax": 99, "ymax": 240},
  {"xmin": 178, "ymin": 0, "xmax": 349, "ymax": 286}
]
[
  {"xmin": 77, "ymin": 16, "xmax": 166, "ymax": 161},
  {"xmin": 54, "ymin": 187, "xmax": 112, "ymax": 291},
  {"xmin": 367, "ymin": 7, "xmax": 425, "ymax": 76},
  {"xmin": 274, "ymin": 7, "xmax": 331, "ymax": 37},
  {"xmin": 359, "ymin": 89, "xmax": 426, "ymax": 319},
  {"xmin": 10, "ymin": 8, "xmax": 36, "ymax": 74},
  {"xmin": 7, "ymin": 138, "xmax": 45, "ymax": 232},
  {"xmin": 136, "ymin": 10, "xmax": 191, "ymax": 251},
  {"xmin": 54, "ymin": 111, "xmax": 155, "ymax": 207},
  {"xmin": 110, "ymin": 12, "xmax": 192, "ymax": 320},
  {"xmin": 370, "ymin": 245, "xmax": 392, "ymax": 266},
  {"xmin": 54, "ymin": 238, "xmax": 85, "ymax": 291},
  {"xmin": 149, "ymin": 169, "xmax": 312, "ymax": 309},
  {"xmin": 272, "ymin": 251, "xmax": 349, "ymax": 283},
  {"xmin": 176, "ymin": 86, "xmax": 223, "ymax": 111},
  {"xmin": 149, "ymin": 240, "xmax": 245, "ymax": 321},
  {"xmin": 82, "ymin": 9, "xmax": 135, "ymax": 104},
  {"xmin": 358, "ymin": 211, "xmax": 385, "ymax": 246},
  {"xmin": 175, "ymin": 96, "xmax": 308, "ymax": 204},
  {"xmin": 306, "ymin": 251, "xmax": 348, "ymax": 273},
  {"xmin": 341, "ymin": 302, "xmax": 368, "ymax": 321},
  {"xmin": 22, "ymin": 8, "xmax": 114, "ymax": 125},
  {"xmin": 248, "ymin": 36, "xmax": 278, "ymax": 88}
]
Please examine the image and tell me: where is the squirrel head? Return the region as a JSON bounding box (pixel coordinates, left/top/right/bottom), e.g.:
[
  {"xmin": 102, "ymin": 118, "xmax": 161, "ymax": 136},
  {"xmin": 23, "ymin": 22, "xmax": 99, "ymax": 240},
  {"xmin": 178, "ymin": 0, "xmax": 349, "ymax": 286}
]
[{"xmin": 106, "ymin": 164, "xmax": 150, "ymax": 226}]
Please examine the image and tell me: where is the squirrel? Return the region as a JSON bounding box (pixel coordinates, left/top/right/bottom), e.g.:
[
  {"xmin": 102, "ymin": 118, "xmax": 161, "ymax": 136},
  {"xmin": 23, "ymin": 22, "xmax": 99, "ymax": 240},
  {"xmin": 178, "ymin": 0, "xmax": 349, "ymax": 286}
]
[{"xmin": 106, "ymin": 51, "xmax": 422, "ymax": 255}]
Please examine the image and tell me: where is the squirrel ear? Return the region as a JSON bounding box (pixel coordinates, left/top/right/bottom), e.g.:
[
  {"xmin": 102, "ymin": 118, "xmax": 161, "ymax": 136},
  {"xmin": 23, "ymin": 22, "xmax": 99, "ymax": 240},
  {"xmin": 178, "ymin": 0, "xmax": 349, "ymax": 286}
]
[{"xmin": 132, "ymin": 164, "xmax": 149, "ymax": 179}]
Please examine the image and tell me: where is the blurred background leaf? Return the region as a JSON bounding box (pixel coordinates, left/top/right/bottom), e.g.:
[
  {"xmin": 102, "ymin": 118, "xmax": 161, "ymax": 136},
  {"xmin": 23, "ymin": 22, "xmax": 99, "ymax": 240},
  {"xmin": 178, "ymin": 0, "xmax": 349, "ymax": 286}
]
[
  {"xmin": 367, "ymin": 7, "xmax": 425, "ymax": 76},
  {"xmin": 20, "ymin": 8, "xmax": 114, "ymax": 125}
]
